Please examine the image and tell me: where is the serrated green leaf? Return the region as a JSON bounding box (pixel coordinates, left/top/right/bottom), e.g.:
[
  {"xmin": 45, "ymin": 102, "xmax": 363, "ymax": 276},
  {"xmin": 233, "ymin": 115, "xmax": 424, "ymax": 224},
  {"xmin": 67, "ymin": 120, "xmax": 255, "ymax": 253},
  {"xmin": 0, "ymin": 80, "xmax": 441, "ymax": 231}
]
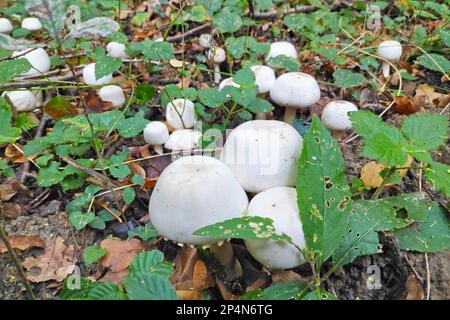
[
  {"xmin": 0, "ymin": 97, "xmax": 21, "ymax": 143},
  {"xmin": 69, "ymin": 211, "xmax": 96, "ymax": 230},
  {"xmin": 198, "ymin": 88, "xmax": 228, "ymax": 108},
  {"xmin": 213, "ymin": 8, "xmax": 242, "ymax": 33},
  {"xmin": 415, "ymin": 53, "xmax": 450, "ymax": 73},
  {"xmin": 130, "ymin": 40, "xmax": 174, "ymax": 61},
  {"xmin": 117, "ymin": 114, "xmax": 150, "ymax": 138},
  {"xmin": 247, "ymin": 97, "xmax": 273, "ymax": 113},
  {"xmin": 128, "ymin": 224, "xmax": 159, "ymax": 241},
  {"xmin": 267, "ymin": 55, "xmax": 300, "ymax": 71},
  {"xmin": 425, "ymin": 162, "xmax": 450, "ymax": 197},
  {"xmin": 122, "ymin": 187, "xmax": 135, "ymax": 205},
  {"xmin": 95, "ymin": 55, "xmax": 122, "ymax": 80},
  {"xmin": 128, "ymin": 250, "xmax": 172, "ymax": 278},
  {"xmin": 124, "ymin": 274, "xmax": 177, "ymax": 300},
  {"xmin": 241, "ymin": 281, "xmax": 309, "ymax": 300},
  {"xmin": 439, "ymin": 29, "xmax": 450, "ymax": 47},
  {"xmin": 37, "ymin": 161, "xmax": 68, "ymax": 187},
  {"xmin": 83, "ymin": 244, "xmax": 107, "ymax": 265},
  {"xmin": 333, "ymin": 69, "xmax": 367, "ymax": 88},
  {"xmin": 0, "ymin": 58, "xmax": 31, "ymax": 83},
  {"xmin": 87, "ymin": 282, "xmax": 126, "ymax": 300}
]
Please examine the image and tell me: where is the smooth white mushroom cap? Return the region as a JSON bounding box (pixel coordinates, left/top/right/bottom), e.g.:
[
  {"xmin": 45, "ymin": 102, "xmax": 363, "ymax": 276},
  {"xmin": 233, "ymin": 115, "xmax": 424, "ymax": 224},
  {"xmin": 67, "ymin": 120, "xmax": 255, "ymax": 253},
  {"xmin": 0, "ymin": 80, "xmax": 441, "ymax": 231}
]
[
  {"xmin": 21, "ymin": 17, "xmax": 42, "ymax": 31},
  {"xmin": 199, "ymin": 34, "xmax": 213, "ymax": 48},
  {"xmin": 98, "ymin": 85, "xmax": 125, "ymax": 107},
  {"xmin": 149, "ymin": 155, "xmax": 249, "ymax": 245},
  {"xmin": 377, "ymin": 40, "xmax": 402, "ymax": 61},
  {"xmin": 0, "ymin": 18, "xmax": 13, "ymax": 33},
  {"xmin": 165, "ymin": 98, "xmax": 197, "ymax": 130},
  {"xmin": 143, "ymin": 121, "xmax": 169, "ymax": 145},
  {"xmin": 245, "ymin": 187, "xmax": 306, "ymax": 269},
  {"xmin": 106, "ymin": 42, "xmax": 128, "ymax": 59},
  {"xmin": 2, "ymin": 90, "xmax": 39, "ymax": 112},
  {"xmin": 164, "ymin": 129, "xmax": 202, "ymax": 151},
  {"xmin": 266, "ymin": 41, "xmax": 298, "ymax": 61},
  {"xmin": 220, "ymin": 120, "xmax": 303, "ymax": 193},
  {"xmin": 207, "ymin": 47, "xmax": 226, "ymax": 64},
  {"xmin": 219, "ymin": 77, "xmax": 240, "ymax": 91},
  {"xmin": 250, "ymin": 65, "xmax": 276, "ymax": 94},
  {"xmin": 270, "ymin": 72, "xmax": 321, "ymax": 109},
  {"xmin": 321, "ymin": 100, "xmax": 358, "ymax": 131},
  {"xmin": 82, "ymin": 63, "xmax": 113, "ymax": 86},
  {"xmin": 12, "ymin": 48, "xmax": 51, "ymax": 76}
]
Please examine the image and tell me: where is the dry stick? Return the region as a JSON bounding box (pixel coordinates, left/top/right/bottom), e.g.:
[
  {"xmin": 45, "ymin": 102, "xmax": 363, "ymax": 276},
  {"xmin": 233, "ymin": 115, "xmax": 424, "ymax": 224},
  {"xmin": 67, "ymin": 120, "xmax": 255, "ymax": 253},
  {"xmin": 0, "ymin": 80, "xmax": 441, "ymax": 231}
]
[
  {"xmin": 165, "ymin": 23, "xmax": 211, "ymax": 43},
  {"xmin": 0, "ymin": 71, "xmax": 83, "ymax": 89},
  {"xmin": 424, "ymin": 253, "xmax": 431, "ymax": 300},
  {"xmin": 121, "ymin": 148, "xmax": 223, "ymax": 165},
  {"xmin": 61, "ymin": 156, "xmax": 117, "ymax": 187}
]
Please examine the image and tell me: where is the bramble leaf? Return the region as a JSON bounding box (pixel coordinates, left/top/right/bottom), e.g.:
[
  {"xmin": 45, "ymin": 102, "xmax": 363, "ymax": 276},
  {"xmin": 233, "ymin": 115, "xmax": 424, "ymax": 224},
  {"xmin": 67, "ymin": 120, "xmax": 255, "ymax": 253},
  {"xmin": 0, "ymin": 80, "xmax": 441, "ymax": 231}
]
[
  {"xmin": 0, "ymin": 58, "xmax": 31, "ymax": 83},
  {"xmin": 333, "ymin": 69, "xmax": 367, "ymax": 88}
]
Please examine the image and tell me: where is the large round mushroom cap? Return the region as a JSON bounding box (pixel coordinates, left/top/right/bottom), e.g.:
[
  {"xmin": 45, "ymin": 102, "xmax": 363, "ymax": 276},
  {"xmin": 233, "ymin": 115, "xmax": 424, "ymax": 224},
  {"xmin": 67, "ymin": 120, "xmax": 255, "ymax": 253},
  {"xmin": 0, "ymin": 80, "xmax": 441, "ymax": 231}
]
[
  {"xmin": 165, "ymin": 98, "xmax": 197, "ymax": 130},
  {"xmin": 321, "ymin": 100, "xmax": 358, "ymax": 131},
  {"xmin": 164, "ymin": 129, "xmax": 201, "ymax": 151},
  {"xmin": 245, "ymin": 187, "xmax": 306, "ymax": 269},
  {"xmin": 2, "ymin": 90, "xmax": 38, "ymax": 112},
  {"xmin": 143, "ymin": 121, "xmax": 169, "ymax": 145},
  {"xmin": 377, "ymin": 40, "xmax": 402, "ymax": 61},
  {"xmin": 250, "ymin": 65, "xmax": 276, "ymax": 94},
  {"xmin": 270, "ymin": 72, "xmax": 321, "ymax": 109},
  {"xmin": 82, "ymin": 63, "xmax": 113, "ymax": 86},
  {"xmin": 149, "ymin": 155, "xmax": 249, "ymax": 245},
  {"xmin": 13, "ymin": 48, "xmax": 51, "ymax": 77},
  {"xmin": 266, "ymin": 41, "xmax": 297, "ymax": 61},
  {"xmin": 220, "ymin": 120, "xmax": 303, "ymax": 193}
]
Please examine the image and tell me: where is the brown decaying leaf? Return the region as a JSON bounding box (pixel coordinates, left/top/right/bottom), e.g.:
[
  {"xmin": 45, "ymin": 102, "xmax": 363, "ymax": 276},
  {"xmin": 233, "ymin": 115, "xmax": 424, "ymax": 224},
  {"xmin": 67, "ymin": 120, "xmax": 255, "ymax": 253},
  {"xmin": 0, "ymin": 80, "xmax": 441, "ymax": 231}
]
[
  {"xmin": 193, "ymin": 259, "xmax": 215, "ymax": 291},
  {"xmin": 394, "ymin": 96, "xmax": 419, "ymax": 115},
  {"xmin": 5, "ymin": 144, "xmax": 35, "ymax": 164},
  {"xmin": 406, "ymin": 275, "xmax": 425, "ymax": 300},
  {"xmin": 82, "ymin": 90, "xmax": 113, "ymax": 113},
  {"xmin": 0, "ymin": 178, "xmax": 29, "ymax": 201},
  {"xmin": 177, "ymin": 290, "xmax": 204, "ymax": 300},
  {"xmin": 44, "ymin": 95, "xmax": 79, "ymax": 119},
  {"xmin": 170, "ymin": 246, "xmax": 199, "ymax": 290},
  {"xmin": 21, "ymin": 236, "xmax": 77, "ymax": 282},
  {"xmin": 0, "ymin": 202, "xmax": 26, "ymax": 218},
  {"xmin": 0, "ymin": 235, "xmax": 45, "ymax": 254}
]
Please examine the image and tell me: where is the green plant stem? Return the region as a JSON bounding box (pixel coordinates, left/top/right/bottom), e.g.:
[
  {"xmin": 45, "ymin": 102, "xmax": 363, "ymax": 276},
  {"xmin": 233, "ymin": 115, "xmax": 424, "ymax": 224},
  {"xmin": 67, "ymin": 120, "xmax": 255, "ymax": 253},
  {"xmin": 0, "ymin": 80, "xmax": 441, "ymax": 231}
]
[{"xmin": 371, "ymin": 166, "xmax": 396, "ymax": 200}]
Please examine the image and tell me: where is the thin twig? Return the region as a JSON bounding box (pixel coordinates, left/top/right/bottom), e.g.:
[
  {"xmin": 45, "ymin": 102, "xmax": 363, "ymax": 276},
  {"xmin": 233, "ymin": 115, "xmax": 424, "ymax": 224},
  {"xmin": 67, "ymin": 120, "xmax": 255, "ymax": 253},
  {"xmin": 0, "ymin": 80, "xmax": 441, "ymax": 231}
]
[
  {"xmin": 424, "ymin": 252, "xmax": 431, "ymax": 300},
  {"xmin": 166, "ymin": 23, "xmax": 211, "ymax": 43},
  {"xmin": 61, "ymin": 156, "xmax": 117, "ymax": 187}
]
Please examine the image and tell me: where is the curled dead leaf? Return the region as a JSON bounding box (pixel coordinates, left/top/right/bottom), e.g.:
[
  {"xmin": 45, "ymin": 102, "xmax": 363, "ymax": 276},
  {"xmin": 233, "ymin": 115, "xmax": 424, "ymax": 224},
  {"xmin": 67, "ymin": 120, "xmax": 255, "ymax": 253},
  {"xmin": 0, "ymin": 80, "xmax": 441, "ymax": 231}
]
[
  {"xmin": 5, "ymin": 144, "xmax": 35, "ymax": 164},
  {"xmin": 0, "ymin": 202, "xmax": 26, "ymax": 218},
  {"xmin": 0, "ymin": 178, "xmax": 28, "ymax": 201},
  {"xmin": 193, "ymin": 259, "xmax": 215, "ymax": 291},
  {"xmin": 0, "ymin": 235, "xmax": 45, "ymax": 254},
  {"xmin": 406, "ymin": 275, "xmax": 425, "ymax": 300},
  {"xmin": 361, "ymin": 156, "xmax": 412, "ymax": 189},
  {"xmin": 394, "ymin": 96, "xmax": 418, "ymax": 115}
]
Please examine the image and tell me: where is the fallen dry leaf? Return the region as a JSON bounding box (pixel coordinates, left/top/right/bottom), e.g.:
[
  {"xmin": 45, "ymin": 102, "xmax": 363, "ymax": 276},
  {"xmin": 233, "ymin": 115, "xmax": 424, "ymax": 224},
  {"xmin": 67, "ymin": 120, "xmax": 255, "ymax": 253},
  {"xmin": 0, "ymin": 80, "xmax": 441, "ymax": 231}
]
[
  {"xmin": 0, "ymin": 178, "xmax": 28, "ymax": 201},
  {"xmin": 5, "ymin": 144, "xmax": 35, "ymax": 164},
  {"xmin": 177, "ymin": 290, "xmax": 204, "ymax": 300},
  {"xmin": 169, "ymin": 59, "xmax": 183, "ymax": 68},
  {"xmin": 0, "ymin": 235, "xmax": 45, "ymax": 254},
  {"xmin": 405, "ymin": 275, "xmax": 425, "ymax": 300},
  {"xmin": 415, "ymin": 84, "xmax": 443, "ymax": 107},
  {"xmin": 82, "ymin": 90, "xmax": 113, "ymax": 113},
  {"xmin": 0, "ymin": 202, "xmax": 26, "ymax": 218},
  {"xmin": 394, "ymin": 96, "xmax": 419, "ymax": 115},
  {"xmin": 193, "ymin": 259, "xmax": 215, "ymax": 291},
  {"xmin": 361, "ymin": 156, "xmax": 412, "ymax": 189},
  {"xmin": 22, "ymin": 236, "xmax": 77, "ymax": 282},
  {"xmin": 271, "ymin": 270, "xmax": 304, "ymax": 283},
  {"xmin": 170, "ymin": 246, "xmax": 199, "ymax": 290}
]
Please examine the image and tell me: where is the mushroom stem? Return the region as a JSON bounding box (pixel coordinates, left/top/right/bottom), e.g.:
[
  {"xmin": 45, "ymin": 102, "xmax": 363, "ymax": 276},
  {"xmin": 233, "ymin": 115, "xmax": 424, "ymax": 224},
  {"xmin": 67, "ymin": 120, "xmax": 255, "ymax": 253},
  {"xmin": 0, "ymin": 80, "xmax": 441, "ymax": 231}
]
[
  {"xmin": 283, "ymin": 107, "xmax": 297, "ymax": 124},
  {"xmin": 209, "ymin": 241, "xmax": 242, "ymax": 280},
  {"xmin": 255, "ymin": 112, "xmax": 267, "ymax": 120},
  {"xmin": 331, "ymin": 130, "xmax": 345, "ymax": 141},
  {"xmin": 382, "ymin": 61, "xmax": 391, "ymax": 78},
  {"xmin": 154, "ymin": 145, "xmax": 164, "ymax": 155},
  {"xmin": 214, "ymin": 64, "xmax": 221, "ymax": 84}
]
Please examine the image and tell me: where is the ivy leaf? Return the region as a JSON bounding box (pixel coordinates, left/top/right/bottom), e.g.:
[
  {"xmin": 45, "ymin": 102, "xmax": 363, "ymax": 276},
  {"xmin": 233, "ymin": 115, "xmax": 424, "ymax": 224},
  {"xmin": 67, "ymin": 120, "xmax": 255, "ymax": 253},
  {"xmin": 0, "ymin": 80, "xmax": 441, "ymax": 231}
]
[
  {"xmin": 241, "ymin": 281, "xmax": 309, "ymax": 300},
  {"xmin": 213, "ymin": 8, "xmax": 242, "ymax": 33},
  {"xmin": 333, "ymin": 69, "xmax": 367, "ymax": 88},
  {"xmin": 83, "ymin": 245, "xmax": 107, "ymax": 265},
  {"xmin": 0, "ymin": 58, "xmax": 31, "ymax": 83},
  {"xmin": 425, "ymin": 162, "xmax": 450, "ymax": 197},
  {"xmin": 130, "ymin": 40, "xmax": 174, "ymax": 61},
  {"xmin": 415, "ymin": 53, "xmax": 450, "ymax": 73},
  {"xmin": 69, "ymin": 211, "xmax": 96, "ymax": 230},
  {"xmin": 128, "ymin": 224, "xmax": 159, "ymax": 242},
  {"xmin": 198, "ymin": 88, "xmax": 228, "ymax": 108},
  {"xmin": 95, "ymin": 54, "xmax": 122, "ymax": 80},
  {"xmin": 297, "ymin": 116, "xmax": 351, "ymax": 266},
  {"xmin": 0, "ymin": 97, "xmax": 21, "ymax": 143},
  {"xmin": 395, "ymin": 203, "xmax": 450, "ymax": 253},
  {"xmin": 124, "ymin": 274, "xmax": 177, "ymax": 300}
]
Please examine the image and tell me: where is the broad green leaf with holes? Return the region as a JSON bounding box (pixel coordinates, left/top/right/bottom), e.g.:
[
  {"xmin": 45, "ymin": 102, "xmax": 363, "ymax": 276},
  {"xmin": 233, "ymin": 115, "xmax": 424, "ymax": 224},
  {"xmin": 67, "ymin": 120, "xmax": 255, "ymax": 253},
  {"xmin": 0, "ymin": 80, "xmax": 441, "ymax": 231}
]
[
  {"xmin": 241, "ymin": 281, "xmax": 309, "ymax": 300},
  {"xmin": 95, "ymin": 54, "xmax": 122, "ymax": 80},
  {"xmin": 415, "ymin": 53, "xmax": 450, "ymax": 73},
  {"xmin": 297, "ymin": 116, "xmax": 351, "ymax": 267},
  {"xmin": 425, "ymin": 162, "xmax": 450, "ymax": 197},
  {"xmin": 267, "ymin": 55, "xmax": 300, "ymax": 71},
  {"xmin": 302, "ymin": 289, "xmax": 338, "ymax": 300},
  {"xmin": 198, "ymin": 88, "xmax": 228, "ymax": 108},
  {"xmin": 0, "ymin": 58, "xmax": 31, "ymax": 83},
  {"xmin": 333, "ymin": 69, "xmax": 367, "ymax": 88}
]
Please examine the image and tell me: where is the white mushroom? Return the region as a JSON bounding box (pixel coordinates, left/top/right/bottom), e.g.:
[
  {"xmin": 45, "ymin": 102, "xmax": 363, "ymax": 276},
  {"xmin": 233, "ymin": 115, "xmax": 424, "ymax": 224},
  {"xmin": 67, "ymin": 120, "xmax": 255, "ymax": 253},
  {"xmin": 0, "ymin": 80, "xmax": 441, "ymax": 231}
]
[
  {"xmin": 98, "ymin": 85, "xmax": 125, "ymax": 107},
  {"xmin": 106, "ymin": 42, "xmax": 128, "ymax": 59},
  {"xmin": 207, "ymin": 47, "xmax": 226, "ymax": 84},
  {"xmin": 148, "ymin": 155, "xmax": 249, "ymax": 245},
  {"xmin": 165, "ymin": 98, "xmax": 197, "ymax": 130},
  {"xmin": 143, "ymin": 121, "xmax": 169, "ymax": 154},
  {"xmin": 199, "ymin": 34, "xmax": 213, "ymax": 49},
  {"xmin": 12, "ymin": 48, "xmax": 51, "ymax": 77},
  {"xmin": 321, "ymin": 100, "xmax": 358, "ymax": 139},
  {"xmin": 377, "ymin": 40, "xmax": 402, "ymax": 78},
  {"xmin": 2, "ymin": 90, "xmax": 41, "ymax": 112},
  {"xmin": 164, "ymin": 129, "xmax": 202, "ymax": 157},
  {"xmin": 270, "ymin": 72, "xmax": 321, "ymax": 124},
  {"xmin": 266, "ymin": 41, "xmax": 298, "ymax": 62},
  {"xmin": 245, "ymin": 187, "xmax": 306, "ymax": 269},
  {"xmin": 250, "ymin": 65, "xmax": 276, "ymax": 120},
  {"xmin": 0, "ymin": 18, "xmax": 13, "ymax": 34},
  {"xmin": 82, "ymin": 63, "xmax": 113, "ymax": 86},
  {"xmin": 218, "ymin": 77, "xmax": 240, "ymax": 91},
  {"xmin": 21, "ymin": 17, "xmax": 42, "ymax": 31},
  {"xmin": 220, "ymin": 120, "xmax": 303, "ymax": 193}
]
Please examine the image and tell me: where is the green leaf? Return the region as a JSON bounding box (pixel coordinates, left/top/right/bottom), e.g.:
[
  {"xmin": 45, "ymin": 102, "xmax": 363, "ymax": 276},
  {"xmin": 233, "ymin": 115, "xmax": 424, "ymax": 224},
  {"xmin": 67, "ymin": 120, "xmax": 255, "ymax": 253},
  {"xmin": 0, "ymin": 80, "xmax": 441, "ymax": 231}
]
[
  {"xmin": 60, "ymin": 277, "xmax": 95, "ymax": 300},
  {"xmin": 69, "ymin": 211, "xmax": 96, "ymax": 230},
  {"xmin": 0, "ymin": 97, "xmax": 21, "ymax": 143},
  {"xmin": 395, "ymin": 203, "xmax": 450, "ymax": 253},
  {"xmin": 302, "ymin": 289, "xmax": 338, "ymax": 300},
  {"xmin": 241, "ymin": 281, "xmax": 309, "ymax": 300},
  {"xmin": 439, "ymin": 29, "xmax": 450, "ymax": 47},
  {"xmin": 109, "ymin": 149, "xmax": 131, "ymax": 179},
  {"xmin": 0, "ymin": 58, "xmax": 31, "ymax": 83},
  {"xmin": 425, "ymin": 162, "xmax": 450, "ymax": 197},
  {"xmin": 415, "ymin": 53, "xmax": 450, "ymax": 73},
  {"xmin": 44, "ymin": 95, "xmax": 78, "ymax": 119},
  {"xmin": 233, "ymin": 67, "xmax": 256, "ymax": 87},
  {"xmin": 193, "ymin": 216, "xmax": 292, "ymax": 242},
  {"xmin": 37, "ymin": 161, "xmax": 68, "ymax": 187},
  {"xmin": 135, "ymin": 83, "xmax": 156, "ymax": 103},
  {"xmin": 128, "ymin": 224, "xmax": 159, "ymax": 241},
  {"xmin": 267, "ymin": 55, "xmax": 300, "ymax": 72},
  {"xmin": 213, "ymin": 7, "xmax": 242, "ymax": 33},
  {"xmin": 95, "ymin": 55, "xmax": 122, "ymax": 80},
  {"xmin": 83, "ymin": 245, "xmax": 107, "ymax": 265},
  {"xmin": 87, "ymin": 283, "xmax": 126, "ymax": 300},
  {"xmin": 297, "ymin": 116, "xmax": 351, "ymax": 266},
  {"xmin": 225, "ymin": 36, "xmax": 270, "ymax": 59},
  {"xmin": 67, "ymin": 17, "xmax": 120, "ymax": 40},
  {"xmin": 0, "ymin": 159, "xmax": 14, "ymax": 177},
  {"xmin": 349, "ymin": 110, "xmax": 408, "ymax": 166},
  {"xmin": 122, "ymin": 187, "xmax": 135, "ymax": 205},
  {"xmin": 117, "ymin": 114, "xmax": 150, "ymax": 138},
  {"xmin": 128, "ymin": 250, "xmax": 173, "ymax": 278},
  {"xmin": 198, "ymin": 88, "xmax": 228, "ymax": 108},
  {"xmin": 247, "ymin": 98, "xmax": 273, "ymax": 113},
  {"xmin": 124, "ymin": 274, "xmax": 177, "ymax": 300},
  {"xmin": 25, "ymin": 0, "xmax": 67, "ymax": 40},
  {"xmin": 130, "ymin": 40, "xmax": 174, "ymax": 61},
  {"xmin": 333, "ymin": 69, "xmax": 367, "ymax": 88}
]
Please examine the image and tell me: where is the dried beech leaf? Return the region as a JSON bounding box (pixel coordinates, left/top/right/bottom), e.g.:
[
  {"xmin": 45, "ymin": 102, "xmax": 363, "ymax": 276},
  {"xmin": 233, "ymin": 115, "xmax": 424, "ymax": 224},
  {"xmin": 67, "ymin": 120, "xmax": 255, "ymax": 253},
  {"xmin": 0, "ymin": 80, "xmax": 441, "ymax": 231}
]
[{"xmin": 0, "ymin": 235, "xmax": 45, "ymax": 253}]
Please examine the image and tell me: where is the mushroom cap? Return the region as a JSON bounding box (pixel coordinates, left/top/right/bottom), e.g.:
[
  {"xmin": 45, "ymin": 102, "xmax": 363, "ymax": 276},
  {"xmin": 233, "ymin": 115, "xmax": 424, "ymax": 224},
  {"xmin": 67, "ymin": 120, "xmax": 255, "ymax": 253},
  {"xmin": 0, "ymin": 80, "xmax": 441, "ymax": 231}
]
[
  {"xmin": 21, "ymin": 17, "xmax": 42, "ymax": 31},
  {"xmin": 250, "ymin": 65, "xmax": 276, "ymax": 94},
  {"xmin": 270, "ymin": 72, "xmax": 321, "ymax": 109},
  {"xmin": 82, "ymin": 63, "xmax": 113, "ymax": 86},
  {"xmin": 199, "ymin": 34, "xmax": 213, "ymax": 48},
  {"xmin": 164, "ymin": 129, "xmax": 202, "ymax": 151},
  {"xmin": 2, "ymin": 90, "xmax": 38, "ymax": 112},
  {"xmin": 149, "ymin": 155, "xmax": 249, "ymax": 245},
  {"xmin": 0, "ymin": 18, "xmax": 13, "ymax": 33},
  {"xmin": 245, "ymin": 187, "xmax": 306, "ymax": 269},
  {"xmin": 165, "ymin": 98, "xmax": 197, "ymax": 130},
  {"xmin": 218, "ymin": 77, "xmax": 240, "ymax": 91},
  {"xmin": 266, "ymin": 41, "xmax": 298, "ymax": 61},
  {"xmin": 143, "ymin": 121, "xmax": 169, "ymax": 145},
  {"xmin": 207, "ymin": 47, "xmax": 226, "ymax": 63},
  {"xmin": 377, "ymin": 40, "xmax": 402, "ymax": 61},
  {"xmin": 106, "ymin": 42, "xmax": 128, "ymax": 59},
  {"xmin": 12, "ymin": 48, "xmax": 51, "ymax": 76},
  {"xmin": 321, "ymin": 100, "xmax": 358, "ymax": 131},
  {"xmin": 220, "ymin": 120, "xmax": 303, "ymax": 193},
  {"xmin": 98, "ymin": 85, "xmax": 125, "ymax": 107}
]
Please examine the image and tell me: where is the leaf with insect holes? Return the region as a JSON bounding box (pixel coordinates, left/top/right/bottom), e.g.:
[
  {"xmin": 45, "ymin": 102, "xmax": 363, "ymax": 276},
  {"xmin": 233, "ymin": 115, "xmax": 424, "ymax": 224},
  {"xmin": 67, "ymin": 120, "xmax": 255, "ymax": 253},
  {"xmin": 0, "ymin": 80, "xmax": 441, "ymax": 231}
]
[
  {"xmin": 0, "ymin": 59, "xmax": 31, "ymax": 83},
  {"xmin": 44, "ymin": 96, "xmax": 78, "ymax": 119},
  {"xmin": 349, "ymin": 110, "xmax": 408, "ymax": 166},
  {"xmin": 241, "ymin": 281, "xmax": 309, "ymax": 300},
  {"xmin": 333, "ymin": 69, "xmax": 367, "ymax": 88},
  {"xmin": 297, "ymin": 116, "xmax": 351, "ymax": 266},
  {"xmin": 95, "ymin": 54, "xmax": 122, "ymax": 80},
  {"xmin": 194, "ymin": 216, "xmax": 292, "ymax": 242},
  {"xmin": 395, "ymin": 203, "xmax": 450, "ymax": 253},
  {"xmin": 128, "ymin": 250, "xmax": 173, "ymax": 278},
  {"xmin": 302, "ymin": 289, "xmax": 338, "ymax": 300},
  {"xmin": 128, "ymin": 224, "xmax": 159, "ymax": 242},
  {"xmin": 67, "ymin": 17, "xmax": 120, "ymax": 40},
  {"xmin": 415, "ymin": 53, "xmax": 450, "ymax": 73},
  {"xmin": 0, "ymin": 33, "xmax": 42, "ymax": 51},
  {"xmin": 425, "ymin": 162, "xmax": 450, "ymax": 197},
  {"xmin": 0, "ymin": 97, "xmax": 21, "ymax": 144},
  {"xmin": 198, "ymin": 88, "xmax": 228, "ymax": 108},
  {"xmin": 69, "ymin": 211, "xmax": 95, "ymax": 230},
  {"xmin": 83, "ymin": 244, "xmax": 107, "ymax": 265},
  {"xmin": 267, "ymin": 55, "xmax": 300, "ymax": 72},
  {"xmin": 130, "ymin": 40, "xmax": 174, "ymax": 61},
  {"xmin": 124, "ymin": 274, "xmax": 177, "ymax": 300},
  {"xmin": 213, "ymin": 7, "xmax": 242, "ymax": 33}
]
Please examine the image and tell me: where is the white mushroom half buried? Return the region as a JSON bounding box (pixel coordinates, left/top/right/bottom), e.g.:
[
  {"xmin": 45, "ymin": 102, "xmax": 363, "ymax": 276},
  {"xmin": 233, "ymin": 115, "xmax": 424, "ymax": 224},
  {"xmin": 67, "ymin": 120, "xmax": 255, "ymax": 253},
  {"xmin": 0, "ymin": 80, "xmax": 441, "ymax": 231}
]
[
  {"xmin": 266, "ymin": 41, "xmax": 297, "ymax": 62},
  {"xmin": 2, "ymin": 90, "xmax": 42, "ymax": 112},
  {"xmin": 0, "ymin": 18, "xmax": 13, "ymax": 33},
  {"xmin": 13, "ymin": 48, "xmax": 51, "ymax": 77},
  {"xmin": 148, "ymin": 155, "xmax": 249, "ymax": 245},
  {"xmin": 165, "ymin": 98, "xmax": 197, "ymax": 130},
  {"xmin": 164, "ymin": 129, "xmax": 202, "ymax": 156},
  {"xmin": 245, "ymin": 187, "xmax": 306, "ymax": 269},
  {"xmin": 98, "ymin": 85, "xmax": 125, "ymax": 107},
  {"xmin": 220, "ymin": 120, "xmax": 303, "ymax": 193},
  {"xmin": 270, "ymin": 72, "xmax": 321, "ymax": 124},
  {"xmin": 321, "ymin": 100, "xmax": 358, "ymax": 138},
  {"xmin": 106, "ymin": 42, "xmax": 128, "ymax": 59},
  {"xmin": 207, "ymin": 47, "xmax": 226, "ymax": 84},
  {"xmin": 377, "ymin": 40, "xmax": 402, "ymax": 78},
  {"xmin": 143, "ymin": 121, "xmax": 169, "ymax": 154},
  {"xmin": 218, "ymin": 77, "xmax": 239, "ymax": 91},
  {"xmin": 82, "ymin": 63, "xmax": 113, "ymax": 86},
  {"xmin": 21, "ymin": 17, "xmax": 42, "ymax": 31}
]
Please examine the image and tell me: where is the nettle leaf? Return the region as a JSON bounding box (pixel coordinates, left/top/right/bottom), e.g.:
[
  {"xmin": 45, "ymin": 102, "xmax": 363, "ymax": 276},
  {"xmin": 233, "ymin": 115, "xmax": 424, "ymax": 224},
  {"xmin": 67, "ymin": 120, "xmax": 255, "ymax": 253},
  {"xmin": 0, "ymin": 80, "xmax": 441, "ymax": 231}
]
[
  {"xmin": 130, "ymin": 40, "xmax": 174, "ymax": 61},
  {"xmin": 25, "ymin": 0, "xmax": 67, "ymax": 39},
  {"xmin": 198, "ymin": 88, "xmax": 228, "ymax": 108},
  {"xmin": 69, "ymin": 211, "xmax": 96, "ymax": 230},
  {"xmin": 0, "ymin": 34, "xmax": 42, "ymax": 50},
  {"xmin": 0, "ymin": 97, "xmax": 21, "ymax": 143},
  {"xmin": 128, "ymin": 250, "xmax": 173, "ymax": 278},
  {"xmin": 83, "ymin": 244, "xmax": 107, "ymax": 265},
  {"xmin": 395, "ymin": 203, "xmax": 450, "ymax": 253},
  {"xmin": 241, "ymin": 281, "xmax": 309, "ymax": 300},
  {"xmin": 333, "ymin": 69, "xmax": 367, "ymax": 88},
  {"xmin": 415, "ymin": 53, "xmax": 450, "ymax": 73},
  {"xmin": 95, "ymin": 54, "xmax": 122, "ymax": 80},
  {"xmin": 67, "ymin": 17, "xmax": 120, "ymax": 40},
  {"xmin": 213, "ymin": 8, "xmax": 242, "ymax": 33},
  {"xmin": 425, "ymin": 162, "xmax": 450, "ymax": 197},
  {"xmin": 128, "ymin": 224, "xmax": 159, "ymax": 242},
  {"xmin": 267, "ymin": 55, "xmax": 300, "ymax": 72},
  {"xmin": 124, "ymin": 274, "xmax": 177, "ymax": 300},
  {"xmin": 349, "ymin": 110, "xmax": 408, "ymax": 166},
  {"xmin": 194, "ymin": 216, "xmax": 292, "ymax": 242},
  {"xmin": 297, "ymin": 116, "xmax": 351, "ymax": 266},
  {"xmin": 0, "ymin": 58, "xmax": 31, "ymax": 83}
]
